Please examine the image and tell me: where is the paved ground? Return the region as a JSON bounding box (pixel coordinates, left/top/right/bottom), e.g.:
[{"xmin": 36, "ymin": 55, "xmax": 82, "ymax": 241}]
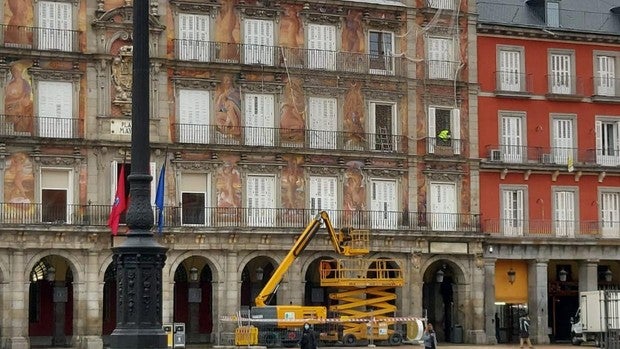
[{"xmin": 183, "ymin": 344, "xmax": 588, "ymax": 349}]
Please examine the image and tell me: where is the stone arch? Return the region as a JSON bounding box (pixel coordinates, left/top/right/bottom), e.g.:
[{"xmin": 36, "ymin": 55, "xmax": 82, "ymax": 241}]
[
  {"xmin": 167, "ymin": 250, "xmax": 224, "ymax": 283},
  {"xmin": 25, "ymin": 250, "xmax": 83, "ymax": 284}
]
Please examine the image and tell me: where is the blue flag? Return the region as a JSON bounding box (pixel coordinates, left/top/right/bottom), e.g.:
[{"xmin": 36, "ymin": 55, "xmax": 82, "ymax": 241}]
[{"xmin": 155, "ymin": 163, "xmax": 165, "ymax": 233}]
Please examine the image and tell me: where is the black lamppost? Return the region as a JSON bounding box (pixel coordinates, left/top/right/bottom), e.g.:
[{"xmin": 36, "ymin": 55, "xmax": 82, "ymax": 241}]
[{"xmin": 109, "ymin": 0, "xmax": 168, "ymax": 347}]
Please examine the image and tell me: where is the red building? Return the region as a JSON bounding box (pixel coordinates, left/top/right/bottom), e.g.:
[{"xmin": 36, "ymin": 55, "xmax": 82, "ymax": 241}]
[{"xmin": 477, "ymin": 0, "xmax": 620, "ymax": 344}]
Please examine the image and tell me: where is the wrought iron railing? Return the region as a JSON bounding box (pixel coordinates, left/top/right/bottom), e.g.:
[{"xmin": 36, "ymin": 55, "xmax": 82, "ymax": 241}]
[
  {"xmin": 173, "ymin": 123, "xmax": 408, "ymax": 153},
  {"xmin": 483, "ymin": 219, "xmax": 606, "ymax": 238},
  {"xmin": 0, "ymin": 203, "xmax": 480, "ymax": 232},
  {"xmin": 1, "ymin": 24, "xmax": 79, "ymax": 52},
  {"xmin": 426, "ymin": 60, "xmax": 461, "ymax": 80},
  {"xmin": 424, "ymin": 137, "xmax": 464, "ymax": 155},
  {"xmin": 0, "ymin": 114, "xmax": 81, "ymax": 138},
  {"xmin": 592, "ymin": 76, "xmax": 620, "ymax": 98},
  {"xmin": 173, "ymin": 40, "xmax": 406, "ymax": 77},
  {"xmin": 546, "ymin": 74, "xmax": 585, "ymax": 96},
  {"xmin": 483, "ymin": 144, "xmax": 620, "ymax": 168},
  {"xmin": 494, "ymin": 71, "xmax": 533, "ymax": 94}
]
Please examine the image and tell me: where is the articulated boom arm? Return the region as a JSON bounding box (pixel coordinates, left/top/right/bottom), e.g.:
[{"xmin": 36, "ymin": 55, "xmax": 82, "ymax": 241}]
[{"xmin": 320, "ymin": 211, "xmax": 369, "ymax": 257}]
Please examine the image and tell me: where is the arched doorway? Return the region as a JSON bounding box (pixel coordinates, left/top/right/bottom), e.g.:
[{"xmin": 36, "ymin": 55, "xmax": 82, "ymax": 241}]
[
  {"xmin": 173, "ymin": 257, "xmax": 214, "ymax": 344},
  {"xmin": 29, "ymin": 255, "xmax": 74, "ymax": 347},
  {"xmin": 241, "ymin": 259, "xmax": 275, "ymax": 308},
  {"xmin": 304, "ymin": 257, "xmax": 331, "ymax": 308},
  {"xmin": 101, "ymin": 263, "xmax": 116, "ymax": 345},
  {"xmin": 422, "ymin": 260, "xmax": 463, "ymax": 344}
]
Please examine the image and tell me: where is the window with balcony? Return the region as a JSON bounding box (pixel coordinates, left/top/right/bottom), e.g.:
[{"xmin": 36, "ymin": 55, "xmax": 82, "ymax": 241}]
[
  {"xmin": 371, "ymin": 179, "xmax": 397, "ymax": 229},
  {"xmin": 247, "ymin": 175, "xmax": 275, "ymax": 227},
  {"xmin": 370, "ymin": 102, "xmax": 397, "ymax": 152},
  {"xmin": 427, "ymin": 0, "xmax": 457, "ymax": 11},
  {"xmin": 309, "ymin": 97, "xmax": 337, "ymax": 149},
  {"xmin": 244, "ymin": 93, "xmax": 274, "ymax": 146},
  {"xmin": 178, "ymin": 13, "xmax": 210, "ymax": 62},
  {"xmin": 499, "ymin": 113, "xmax": 524, "ymax": 163},
  {"xmin": 497, "ymin": 47, "xmax": 525, "ymax": 92},
  {"xmin": 427, "ymin": 36, "xmax": 454, "ymax": 79},
  {"xmin": 501, "ymin": 187, "xmax": 525, "ymax": 236},
  {"xmin": 181, "ymin": 173, "xmax": 210, "ymax": 226},
  {"xmin": 429, "ymin": 182, "xmax": 456, "ymax": 231},
  {"xmin": 551, "ymin": 116, "xmax": 575, "ymax": 165},
  {"xmin": 553, "ymin": 189, "xmax": 576, "ymax": 238},
  {"xmin": 369, "ymin": 31, "xmax": 394, "ymax": 75},
  {"xmin": 41, "ymin": 169, "xmax": 72, "ymax": 224},
  {"xmin": 243, "ymin": 19, "xmax": 274, "ymax": 65},
  {"xmin": 38, "ymin": 1, "xmax": 73, "ymax": 51},
  {"xmin": 307, "ymin": 24, "xmax": 336, "ymax": 70},
  {"xmin": 600, "ymin": 190, "xmax": 620, "ymax": 238},
  {"xmin": 37, "ymin": 81, "xmax": 73, "ymax": 138},
  {"xmin": 596, "ymin": 119, "xmax": 620, "ymax": 166},
  {"xmin": 310, "ymin": 176, "xmax": 338, "ymax": 224},
  {"xmin": 178, "ymin": 89, "xmax": 210, "ymax": 144},
  {"xmin": 111, "ymin": 161, "xmax": 156, "ymax": 210},
  {"xmin": 428, "ymin": 107, "xmax": 460, "ymax": 154},
  {"xmin": 549, "ymin": 51, "xmax": 574, "ymax": 94},
  {"xmin": 595, "ymin": 53, "xmax": 618, "ymax": 97}
]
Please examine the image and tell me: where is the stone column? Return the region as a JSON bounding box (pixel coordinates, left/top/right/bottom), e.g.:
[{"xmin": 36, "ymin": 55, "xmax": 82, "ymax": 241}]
[
  {"xmin": 80, "ymin": 250, "xmax": 104, "ymax": 349},
  {"xmin": 287, "ymin": 261, "xmax": 303, "ymax": 306},
  {"xmin": 529, "ymin": 260, "xmax": 549, "ymax": 345},
  {"xmin": 187, "ymin": 278, "xmax": 201, "ymax": 342},
  {"xmin": 483, "ymin": 259, "xmax": 497, "ymax": 344},
  {"xmin": 467, "ymin": 256, "xmax": 486, "ymax": 344},
  {"xmin": 578, "ymin": 260, "xmax": 598, "ymax": 292},
  {"xmin": 52, "ymin": 280, "xmax": 68, "ymax": 346},
  {"xmin": 410, "ymin": 254, "xmax": 423, "ymax": 319},
  {"xmin": 7, "ymin": 250, "xmax": 28, "ymax": 349}
]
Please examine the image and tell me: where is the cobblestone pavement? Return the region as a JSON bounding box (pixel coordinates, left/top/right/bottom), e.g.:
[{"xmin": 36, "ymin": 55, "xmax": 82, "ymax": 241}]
[{"xmin": 184, "ymin": 343, "xmax": 586, "ymax": 349}]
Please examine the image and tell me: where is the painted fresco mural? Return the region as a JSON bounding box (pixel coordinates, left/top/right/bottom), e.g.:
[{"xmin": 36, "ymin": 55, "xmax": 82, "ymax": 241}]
[
  {"xmin": 342, "ymin": 10, "xmax": 365, "ymax": 53},
  {"xmin": 343, "ymin": 161, "xmax": 366, "ymax": 223},
  {"xmin": 343, "ymin": 82, "xmax": 365, "ymax": 148},
  {"xmin": 4, "ymin": 152, "xmax": 35, "ymax": 222},
  {"xmin": 214, "ymin": 0, "xmax": 240, "ymax": 60},
  {"xmin": 4, "ymin": 0, "xmax": 33, "ymax": 46},
  {"xmin": 215, "ymin": 74, "xmax": 242, "ymax": 138},
  {"xmin": 281, "ymin": 154, "xmax": 305, "ymax": 209},
  {"xmin": 5, "ymin": 60, "xmax": 33, "ymax": 132},
  {"xmin": 215, "ymin": 155, "xmax": 242, "ymax": 220},
  {"xmin": 280, "ymin": 77, "xmax": 306, "ymax": 143}
]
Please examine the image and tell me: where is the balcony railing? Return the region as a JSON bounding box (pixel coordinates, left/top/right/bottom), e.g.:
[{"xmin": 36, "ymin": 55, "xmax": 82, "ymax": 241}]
[
  {"xmin": 426, "ymin": 60, "xmax": 460, "ymax": 80},
  {"xmin": 425, "ymin": 137, "xmax": 464, "ymax": 155},
  {"xmin": 483, "ymin": 219, "xmax": 609, "ymax": 238},
  {"xmin": 1, "ymin": 24, "xmax": 79, "ymax": 52},
  {"xmin": 546, "ymin": 74, "xmax": 585, "ymax": 97},
  {"xmin": 174, "ymin": 123, "xmax": 408, "ymax": 153},
  {"xmin": 494, "ymin": 71, "xmax": 533, "ymax": 94},
  {"xmin": 592, "ymin": 76, "xmax": 620, "ymax": 98},
  {"xmin": 0, "ymin": 203, "xmax": 481, "ymax": 233},
  {"xmin": 173, "ymin": 40, "xmax": 406, "ymax": 77},
  {"xmin": 0, "ymin": 114, "xmax": 80, "ymax": 139},
  {"xmin": 483, "ymin": 145, "xmax": 619, "ymax": 167}
]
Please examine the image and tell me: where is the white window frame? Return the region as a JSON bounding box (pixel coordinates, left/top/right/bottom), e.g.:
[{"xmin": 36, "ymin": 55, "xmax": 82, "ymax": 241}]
[
  {"xmin": 368, "ymin": 31, "xmax": 395, "ymax": 75},
  {"xmin": 427, "ymin": 36, "xmax": 454, "ymax": 80},
  {"xmin": 500, "ymin": 186, "xmax": 527, "ymax": 237},
  {"xmin": 370, "ymin": 179, "xmax": 398, "ymax": 230},
  {"xmin": 309, "ymin": 176, "xmax": 338, "ymax": 225},
  {"xmin": 180, "ymin": 173, "xmax": 211, "ymax": 226},
  {"xmin": 38, "ymin": 81, "xmax": 74, "ymax": 138},
  {"xmin": 40, "ymin": 168, "xmax": 73, "ymax": 224},
  {"xmin": 596, "ymin": 117, "xmax": 620, "ymax": 166},
  {"xmin": 178, "ymin": 13, "xmax": 210, "ymax": 62},
  {"xmin": 499, "ymin": 112, "xmax": 526, "ymax": 163},
  {"xmin": 37, "ymin": 1, "xmax": 73, "ymax": 51},
  {"xmin": 111, "ymin": 161, "xmax": 156, "ymax": 207},
  {"xmin": 307, "ymin": 23, "xmax": 336, "ymax": 71},
  {"xmin": 548, "ymin": 50, "xmax": 575, "ymax": 94},
  {"xmin": 429, "ymin": 182, "xmax": 457, "ymax": 231},
  {"xmin": 552, "ymin": 187, "xmax": 577, "ymax": 238},
  {"xmin": 600, "ymin": 189, "xmax": 620, "ymax": 238},
  {"xmin": 497, "ymin": 46, "xmax": 525, "ymax": 92},
  {"xmin": 550, "ymin": 114, "xmax": 576, "ymax": 165},
  {"xmin": 244, "ymin": 93, "xmax": 275, "ymax": 146},
  {"xmin": 427, "ymin": 0, "xmax": 457, "ymax": 11},
  {"xmin": 308, "ymin": 97, "xmax": 337, "ymax": 149},
  {"xmin": 178, "ymin": 89, "xmax": 210, "ymax": 144},
  {"xmin": 427, "ymin": 106, "xmax": 460, "ymax": 154},
  {"xmin": 594, "ymin": 51, "xmax": 618, "ymax": 97},
  {"xmin": 243, "ymin": 19, "xmax": 274, "ymax": 65},
  {"xmin": 246, "ymin": 174, "xmax": 275, "ymax": 227}
]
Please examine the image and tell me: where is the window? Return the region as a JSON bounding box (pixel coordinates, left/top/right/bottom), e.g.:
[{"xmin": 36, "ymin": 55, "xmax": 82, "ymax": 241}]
[
  {"xmin": 427, "ymin": 37, "xmax": 454, "ymax": 79},
  {"xmin": 370, "ymin": 179, "xmax": 397, "ymax": 229},
  {"xmin": 243, "ymin": 19, "xmax": 274, "ymax": 65},
  {"xmin": 244, "ymin": 94, "xmax": 275, "ymax": 146},
  {"xmin": 111, "ymin": 161, "xmax": 156, "ymax": 212},
  {"xmin": 38, "ymin": 1, "xmax": 73, "ymax": 51},
  {"xmin": 427, "ymin": 0, "xmax": 456, "ymax": 11},
  {"xmin": 369, "ymin": 31, "xmax": 394, "ymax": 75},
  {"xmin": 549, "ymin": 51, "xmax": 574, "ymax": 94},
  {"xmin": 309, "ymin": 176, "xmax": 338, "ymax": 224},
  {"xmin": 429, "ymin": 182, "xmax": 456, "ymax": 231},
  {"xmin": 497, "ymin": 47, "xmax": 524, "ymax": 92},
  {"xmin": 428, "ymin": 107, "xmax": 460, "ymax": 154},
  {"xmin": 545, "ymin": 1, "xmax": 560, "ymax": 28},
  {"xmin": 595, "ymin": 54, "xmax": 618, "ymax": 97},
  {"xmin": 553, "ymin": 189, "xmax": 576, "ymax": 238},
  {"xmin": 551, "ymin": 116, "xmax": 575, "ymax": 165},
  {"xmin": 246, "ymin": 175, "xmax": 275, "ymax": 227},
  {"xmin": 307, "ymin": 24, "xmax": 336, "ymax": 70},
  {"xmin": 178, "ymin": 89, "xmax": 210, "ymax": 144},
  {"xmin": 371, "ymin": 102, "xmax": 397, "ymax": 152},
  {"xmin": 600, "ymin": 191, "xmax": 620, "ymax": 238},
  {"xmin": 596, "ymin": 118, "xmax": 620, "ymax": 166},
  {"xmin": 309, "ymin": 97, "xmax": 337, "ymax": 149},
  {"xmin": 38, "ymin": 81, "xmax": 73, "ymax": 138},
  {"xmin": 41, "ymin": 169, "xmax": 72, "ymax": 223},
  {"xmin": 181, "ymin": 173, "xmax": 210, "ymax": 225},
  {"xmin": 500, "ymin": 113, "xmax": 524, "ymax": 163},
  {"xmin": 501, "ymin": 187, "xmax": 525, "ymax": 236},
  {"xmin": 178, "ymin": 14, "xmax": 210, "ymax": 62}
]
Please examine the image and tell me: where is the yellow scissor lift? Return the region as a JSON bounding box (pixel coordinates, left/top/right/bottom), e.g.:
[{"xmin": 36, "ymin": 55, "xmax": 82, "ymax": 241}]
[{"xmin": 319, "ymin": 245, "xmax": 404, "ymax": 346}]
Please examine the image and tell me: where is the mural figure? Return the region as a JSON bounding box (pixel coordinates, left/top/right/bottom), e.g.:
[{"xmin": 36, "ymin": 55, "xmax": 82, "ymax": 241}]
[
  {"xmin": 215, "ymin": 75, "xmax": 242, "ymax": 138},
  {"xmin": 343, "ymin": 82, "xmax": 365, "ymax": 148},
  {"xmin": 4, "ymin": 0, "xmax": 33, "ymax": 45},
  {"xmin": 343, "ymin": 161, "xmax": 366, "ymax": 224},
  {"xmin": 280, "ymin": 77, "xmax": 306, "ymax": 143},
  {"xmin": 5, "ymin": 61, "xmax": 33, "ymax": 132},
  {"xmin": 216, "ymin": 159, "xmax": 241, "ymax": 212},
  {"xmin": 279, "ymin": 4, "xmax": 304, "ymax": 66},
  {"xmin": 111, "ymin": 45, "xmax": 133, "ymax": 115},
  {"xmin": 4, "ymin": 152, "xmax": 34, "ymax": 207},
  {"xmin": 214, "ymin": 0, "xmax": 240, "ymax": 60},
  {"xmin": 281, "ymin": 155, "xmax": 305, "ymax": 209},
  {"xmin": 341, "ymin": 10, "xmax": 365, "ymax": 53}
]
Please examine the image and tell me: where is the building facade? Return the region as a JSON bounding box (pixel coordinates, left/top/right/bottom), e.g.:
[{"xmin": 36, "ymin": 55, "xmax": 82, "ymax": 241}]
[
  {"xmin": 0, "ymin": 0, "xmax": 484, "ymax": 348},
  {"xmin": 478, "ymin": 0, "xmax": 620, "ymax": 345}
]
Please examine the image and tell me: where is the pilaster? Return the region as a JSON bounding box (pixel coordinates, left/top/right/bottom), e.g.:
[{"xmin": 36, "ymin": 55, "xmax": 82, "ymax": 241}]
[
  {"xmin": 6, "ymin": 250, "xmax": 29, "ymax": 349},
  {"xmin": 578, "ymin": 260, "xmax": 599, "ymax": 292},
  {"xmin": 529, "ymin": 260, "xmax": 550, "ymax": 345},
  {"xmin": 483, "ymin": 259, "xmax": 497, "ymax": 344}
]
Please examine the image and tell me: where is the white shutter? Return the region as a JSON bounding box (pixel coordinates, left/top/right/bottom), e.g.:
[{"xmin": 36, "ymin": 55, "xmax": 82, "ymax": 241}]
[
  {"xmin": 243, "ymin": 19, "xmax": 274, "ymax": 65},
  {"xmin": 554, "ymin": 191, "xmax": 575, "ymax": 237},
  {"xmin": 502, "ymin": 189, "xmax": 523, "ymax": 236},
  {"xmin": 428, "ymin": 37, "xmax": 451, "ymax": 79},
  {"xmin": 371, "ymin": 179, "xmax": 397, "ymax": 229},
  {"xmin": 551, "ymin": 54, "xmax": 571, "ymax": 94},
  {"xmin": 499, "ymin": 50, "xmax": 521, "ymax": 91},
  {"xmin": 247, "ymin": 175, "xmax": 275, "ymax": 227},
  {"xmin": 428, "ymin": 107, "xmax": 436, "ymax": 153},
  {"xmin": 38, "ymin": 81, "xmax": 73, "ymax": 138},
  {"xmin": 178, "ymin": 14, "xmax": 210, "ymax": 61},
  {"xmin": 111, "ymin": 161, "xmax": 118, "ymax": 205},
  {"xmin": 179, "ymin": 89, "xmax": 210, "ymax": 144},
  {"xmin": 597, "ymin": 56, "xmax": 616, "ymax": 96},
  {"xmin": 596, "ymin": 120, "xmax": 603, "ymax": 164},
  {"xmin": 38, "ymin": 1, "xmax": 72, "ymax": 51},
  {"xmin": 309, "ymin": 97, "xmax": 337, "ymax": 149},
  {"xmin": 430, "ymin": 183, "xmax": 457, "ymax": 231},
  {"xmin": 501, "ymin": 116, "xmax": 522, "ymax": 163},
  {"xmin": 244, "ymin": 94, "xmax": 275, "ymax": 146},
  {"xmin": 451, "ymin": 109, "xmax": 460, "ymax": 154},
  {"xmin": 601, "ymin": 192, "xmax": 620, "ymax": 237},
  {"xmin": 552, "ymin": 118, "xmax": 573, "ymax": 165},
  {"xmin": 307, "ymin": 24, "xmax": 336, "ymax": 70}
]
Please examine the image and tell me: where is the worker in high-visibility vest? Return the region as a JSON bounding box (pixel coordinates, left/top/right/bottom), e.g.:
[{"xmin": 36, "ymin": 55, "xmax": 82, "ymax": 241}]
[{"xmin": 437, "ymin": 129, "xmax": 451, "ymax": 144}]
